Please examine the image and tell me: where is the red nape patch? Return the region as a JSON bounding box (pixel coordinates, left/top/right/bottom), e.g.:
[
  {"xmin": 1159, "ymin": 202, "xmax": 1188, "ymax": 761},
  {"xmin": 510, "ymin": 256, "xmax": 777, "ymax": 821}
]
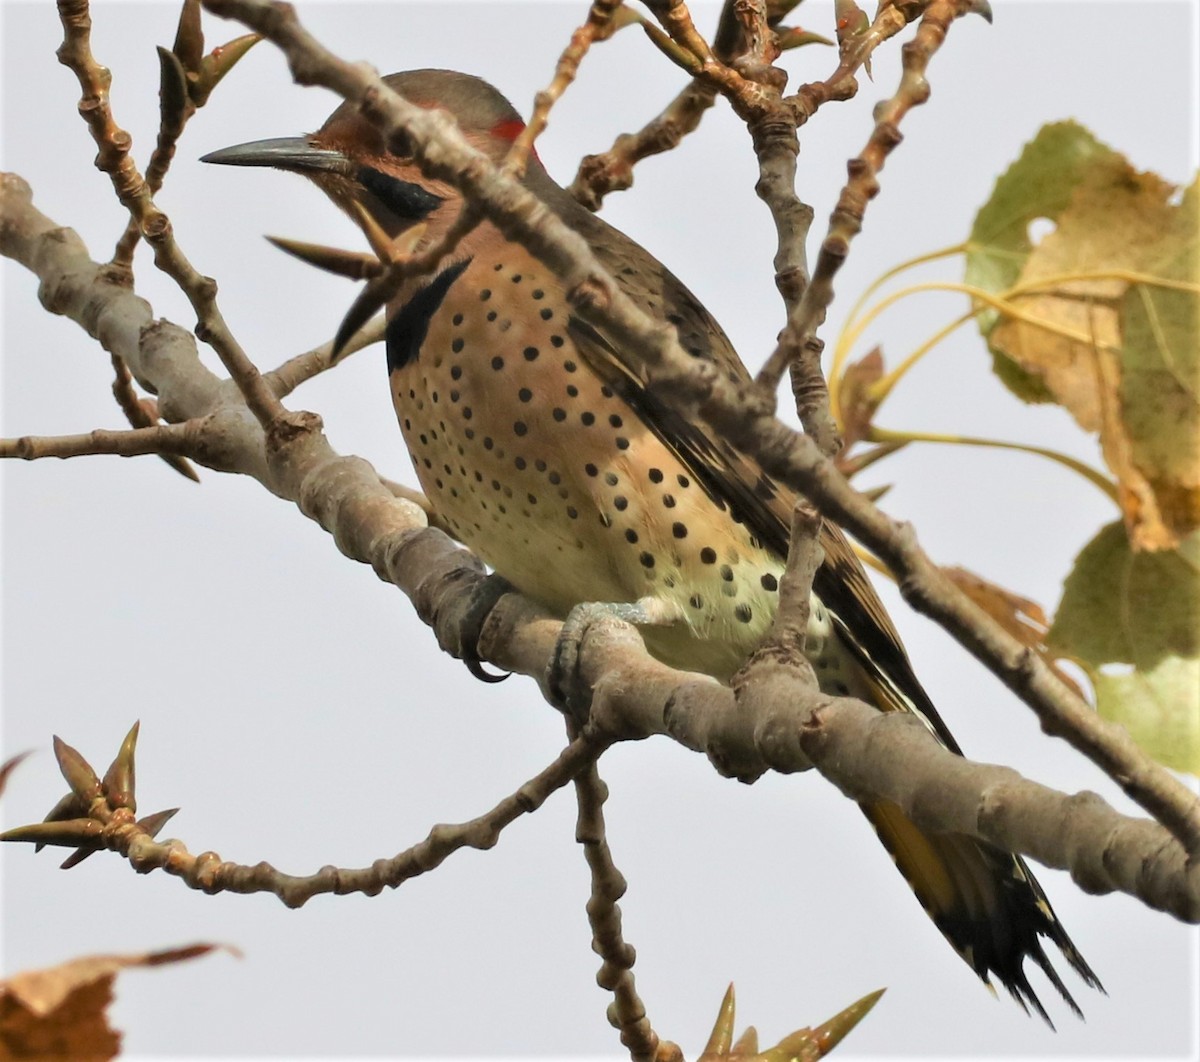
[
  {"xmin": 491, "ymin": 118, "xmax": 526, "ymax": 141},
  {"xmin": 491, "ymin": 119, "xmax": 540, "ymax": 163}
]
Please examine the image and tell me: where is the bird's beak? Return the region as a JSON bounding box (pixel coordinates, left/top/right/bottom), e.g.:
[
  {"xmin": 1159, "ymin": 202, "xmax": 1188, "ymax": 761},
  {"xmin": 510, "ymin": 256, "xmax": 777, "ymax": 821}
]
[{"xmin": 200, "ymin": 136, "xmax": 352, "ymax": 176}]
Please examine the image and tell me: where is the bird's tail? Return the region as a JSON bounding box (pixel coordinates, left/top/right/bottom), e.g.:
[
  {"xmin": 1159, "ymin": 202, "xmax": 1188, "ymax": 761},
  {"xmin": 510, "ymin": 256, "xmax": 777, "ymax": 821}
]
[
  {"xmin": 814, "ymin": 598, "xmax": 1104, "ymax": 1024},
  {"xmin": 861, "ymin": 798, "xmax": 1102, "ymax": 1025}
]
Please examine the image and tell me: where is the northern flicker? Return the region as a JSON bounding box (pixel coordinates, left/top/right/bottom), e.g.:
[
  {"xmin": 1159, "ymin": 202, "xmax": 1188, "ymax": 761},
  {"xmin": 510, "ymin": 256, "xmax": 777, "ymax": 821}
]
[{"xmin": 203, "ymin": 69, "xmax": 1101, "ymax": 1022}]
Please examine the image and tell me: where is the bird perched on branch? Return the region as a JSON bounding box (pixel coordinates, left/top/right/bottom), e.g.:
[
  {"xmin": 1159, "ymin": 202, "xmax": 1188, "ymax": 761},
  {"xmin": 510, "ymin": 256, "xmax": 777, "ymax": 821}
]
[{"xmin": 204, "ymin": 68, "xmax": 1101, "ymax": 1023}]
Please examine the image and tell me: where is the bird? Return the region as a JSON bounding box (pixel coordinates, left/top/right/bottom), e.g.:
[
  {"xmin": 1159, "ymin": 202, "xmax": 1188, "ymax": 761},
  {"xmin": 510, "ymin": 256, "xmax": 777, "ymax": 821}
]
[{"xmin": 203, "ymin": 68, "xmax": 1102, "ymax": 1023}]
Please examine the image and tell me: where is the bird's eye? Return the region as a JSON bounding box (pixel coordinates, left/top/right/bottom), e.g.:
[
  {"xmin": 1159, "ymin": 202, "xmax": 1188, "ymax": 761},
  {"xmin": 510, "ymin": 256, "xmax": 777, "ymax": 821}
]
[{"xmin": 357, "ymin": 165, "xmax": 443, "ymax": 220}]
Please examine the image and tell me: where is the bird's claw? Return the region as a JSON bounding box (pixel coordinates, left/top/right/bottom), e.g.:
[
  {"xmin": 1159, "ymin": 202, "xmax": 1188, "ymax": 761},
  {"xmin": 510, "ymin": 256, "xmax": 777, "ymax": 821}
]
[{"xmin": 460, "ymin": 574, "xmax": 514, "ymax": 684}]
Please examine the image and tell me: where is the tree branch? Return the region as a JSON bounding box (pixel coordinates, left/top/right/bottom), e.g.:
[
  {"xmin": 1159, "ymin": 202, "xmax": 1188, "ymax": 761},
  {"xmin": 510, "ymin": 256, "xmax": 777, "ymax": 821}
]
[{"xmin": 800, "ymin": 698, "xmax": 1200, "ymax": 922}]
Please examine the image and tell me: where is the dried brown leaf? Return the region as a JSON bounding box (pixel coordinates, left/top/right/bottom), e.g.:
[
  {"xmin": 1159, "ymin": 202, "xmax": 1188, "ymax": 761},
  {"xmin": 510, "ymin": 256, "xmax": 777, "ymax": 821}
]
[
  {"xmin": 945, "ymin": 565, "xmax": 1086, "ymax": 699},
  {"xmin": 836, "ymin": 345, "xmax": 884, "ymax": 451},
  {"xmin": 0, "ymin": 945, "xmax": 220, "ymax": 1062}
]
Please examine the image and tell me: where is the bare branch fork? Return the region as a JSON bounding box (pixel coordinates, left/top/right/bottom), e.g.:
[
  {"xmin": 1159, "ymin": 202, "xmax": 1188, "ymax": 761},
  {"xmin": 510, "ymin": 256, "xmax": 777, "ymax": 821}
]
[
  {"xmin": 1, "ymin": 0, "xmax": 1195, "ymax": 919},
  {"xmin": 189, "ymin": 0, "xmax": 1200, "ymax": 852}
]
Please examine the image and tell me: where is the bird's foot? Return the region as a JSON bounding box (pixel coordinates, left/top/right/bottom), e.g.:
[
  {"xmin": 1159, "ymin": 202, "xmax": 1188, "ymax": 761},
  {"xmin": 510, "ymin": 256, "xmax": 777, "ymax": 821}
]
[
  {"xmin": 547, "ymin": 597, "xmax": 682, "ymax": 722},
  {"xmin": 460, "ymin": 574, "xmax": 515, "ymax": 684},
  {"xmin": 548, "ymin": 602, "xmax": 606, "ymax": 721}
]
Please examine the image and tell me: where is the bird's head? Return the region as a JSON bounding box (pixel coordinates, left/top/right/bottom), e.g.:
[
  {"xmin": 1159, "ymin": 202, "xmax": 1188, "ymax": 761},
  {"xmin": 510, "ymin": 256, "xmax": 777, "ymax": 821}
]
[{"xmin": 201, "ymin": 68, "xmax": 536, "ymax": 240}]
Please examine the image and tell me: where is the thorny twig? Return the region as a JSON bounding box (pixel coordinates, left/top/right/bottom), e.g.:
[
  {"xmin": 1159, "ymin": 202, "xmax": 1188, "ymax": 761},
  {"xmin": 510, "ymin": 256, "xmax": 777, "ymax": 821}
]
[{"xmin": 2, "ymin": 724, "xmax": 605, "ymax": 909}]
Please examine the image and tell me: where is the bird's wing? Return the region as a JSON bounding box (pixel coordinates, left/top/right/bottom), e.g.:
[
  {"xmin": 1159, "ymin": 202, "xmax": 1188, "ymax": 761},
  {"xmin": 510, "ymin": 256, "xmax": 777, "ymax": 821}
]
[{"xmin": 559, "ymin": 239, "xmax": 963, "ymax": 750}]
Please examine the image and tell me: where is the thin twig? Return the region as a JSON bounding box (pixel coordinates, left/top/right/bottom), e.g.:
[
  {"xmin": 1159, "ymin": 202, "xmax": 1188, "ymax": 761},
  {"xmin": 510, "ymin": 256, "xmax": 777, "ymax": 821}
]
[
  {"xmin": 0, "ymin": 421, "xmax": 202, "ymax": 463},
  {"xmin": 3, "ymin": 728, "xmax": 604, "ymax": 908},
  {"xmin": 571, "ymin": 721, "xmax": 663, "ymax": 1061},
  {"xmin": 56, "ymin": 0, "xmax": 288, "ymax": 431},
  {"xmin": 569, "ymin": 80, "xmax": 718, "ymax": 210},
  {"xmin": 264, "ymin": 316, "xmax": 386, "ymax": 398},
  {"xmin": 109, "ymin": 352, "xmax": 200, "ymax": 480},
  {"xmin": 756, "ymin": 0, "xmax": 968, "ymax": 396},
  {"xmin": 771, "ymin": 501, "xmax": 825, "ymax": 651},
  {"xmin": 506, "ymin": 0, "xmax": 627, "ymax": 179}
]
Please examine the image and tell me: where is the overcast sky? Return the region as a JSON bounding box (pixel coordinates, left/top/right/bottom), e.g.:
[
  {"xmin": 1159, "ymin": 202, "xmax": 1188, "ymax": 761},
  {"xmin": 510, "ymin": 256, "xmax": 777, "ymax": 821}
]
[{"xmin": 2, "ymin": 1, "xmax": 1197, "ymax": 1059}]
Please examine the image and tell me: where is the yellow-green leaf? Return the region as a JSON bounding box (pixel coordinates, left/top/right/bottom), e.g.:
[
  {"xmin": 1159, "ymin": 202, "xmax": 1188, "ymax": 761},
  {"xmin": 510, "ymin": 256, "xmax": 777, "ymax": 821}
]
[
  {"xmin": 966, "ymin": 122, "xmax": 1198, "ymax": 548},
  {"xmin": 967, "ymin": 122, "xmax": 1120, "ymax": 327},
  {"xmin": 1116, "ymin": 178, "xmax": 1200, "ymax": 544},
  {"xmin": 1048, "ymin": 521, "xmax": 1200, "ymax": 774}
]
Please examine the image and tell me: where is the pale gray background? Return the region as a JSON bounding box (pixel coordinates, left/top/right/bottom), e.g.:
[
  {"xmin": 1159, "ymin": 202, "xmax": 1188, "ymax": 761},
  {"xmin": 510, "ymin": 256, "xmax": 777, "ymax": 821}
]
[{"xmin": 1, "ymin": 1, "xmax": 1197, "ymax": 1058}]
